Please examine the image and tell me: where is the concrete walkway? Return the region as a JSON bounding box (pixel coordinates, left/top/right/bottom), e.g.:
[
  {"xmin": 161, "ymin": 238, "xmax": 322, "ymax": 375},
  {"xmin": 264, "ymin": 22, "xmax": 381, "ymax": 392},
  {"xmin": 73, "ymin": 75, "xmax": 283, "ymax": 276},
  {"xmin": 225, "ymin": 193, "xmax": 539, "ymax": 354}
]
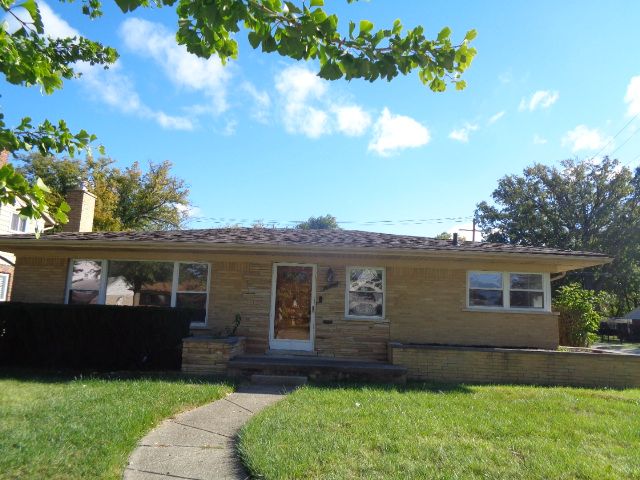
[{"xmin": 123, "ymin": 384, "xmax": 288, "ymax": 480}]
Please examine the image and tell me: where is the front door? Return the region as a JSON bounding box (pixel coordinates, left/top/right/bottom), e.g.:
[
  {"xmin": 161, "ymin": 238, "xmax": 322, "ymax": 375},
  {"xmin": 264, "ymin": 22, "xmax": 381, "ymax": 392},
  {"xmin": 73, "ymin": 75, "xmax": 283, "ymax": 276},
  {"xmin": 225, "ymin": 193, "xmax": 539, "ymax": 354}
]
[{"xmin": 269, "ymin": 263, "xmax": 316, "ymax": 351}]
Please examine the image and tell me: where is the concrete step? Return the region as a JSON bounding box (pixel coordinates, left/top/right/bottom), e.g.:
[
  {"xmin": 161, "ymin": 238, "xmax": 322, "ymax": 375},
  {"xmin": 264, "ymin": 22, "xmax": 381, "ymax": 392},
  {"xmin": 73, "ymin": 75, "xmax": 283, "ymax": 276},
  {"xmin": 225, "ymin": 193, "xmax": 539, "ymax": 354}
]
[
  {"xmin": 231, "ymin": 355, "xmax": 408, "ymax": 384},
  {"xmin": 250, "ymin": 374, "xmax": 308, "ymax": 386}
]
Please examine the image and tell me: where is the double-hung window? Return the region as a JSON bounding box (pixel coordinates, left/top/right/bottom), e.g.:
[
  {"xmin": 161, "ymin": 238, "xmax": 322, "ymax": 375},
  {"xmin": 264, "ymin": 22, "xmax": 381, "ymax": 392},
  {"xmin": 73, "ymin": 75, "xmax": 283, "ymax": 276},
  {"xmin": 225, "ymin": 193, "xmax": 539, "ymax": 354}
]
[
  {"xmin": 467, "ymin": 271, "xmax": 549, "ymax": 311},
  {"xmin": 10, "ymin": 213, "xmax": 27, "ymax": 232},
  {"xmin": 0, "ymin": 273, "xmax": 10, "ymax": 301},
  {"xmin": 66, "ymin": 259, "xmax": 210, "ymax": 324},
  {"xmin": 346, "ymin": 267, "xmax": 385, "ymax": 319}
]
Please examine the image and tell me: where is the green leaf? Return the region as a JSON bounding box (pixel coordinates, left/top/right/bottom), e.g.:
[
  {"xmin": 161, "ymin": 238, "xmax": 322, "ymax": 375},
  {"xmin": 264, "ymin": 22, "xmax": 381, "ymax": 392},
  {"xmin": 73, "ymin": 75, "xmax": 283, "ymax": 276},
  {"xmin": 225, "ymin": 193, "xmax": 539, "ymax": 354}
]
[
  {"xmin": 464, "ymin": 29, "xmax": 477, "ymax": 42},
  {"xmin": 359, "ymin": 20, "xmax": 374, "ymax": 36},
  {"xmin": 312, "ymin": 9, "xmax": 327, "ymax": 24},
  {"xmin": 20, "ymin": 0, "xmax": 44, "ymax": 33},
  {"xmin": 437, "ymin": 26, "xmax": 451, "ymax": 42},
  {"xmin": 310, "ymin": 0, "xmax": 324, "ymax": 6},
  {"xmin": 319, "ymin": 61, "xmax": 342, "ymax": 80},
  {"xmin": 248, "ymin": 31, "xmax": 261, "ymax": 49},
  {"xmin": 348, "ymin": 21, "xmax": 355, "ymax": 38}
]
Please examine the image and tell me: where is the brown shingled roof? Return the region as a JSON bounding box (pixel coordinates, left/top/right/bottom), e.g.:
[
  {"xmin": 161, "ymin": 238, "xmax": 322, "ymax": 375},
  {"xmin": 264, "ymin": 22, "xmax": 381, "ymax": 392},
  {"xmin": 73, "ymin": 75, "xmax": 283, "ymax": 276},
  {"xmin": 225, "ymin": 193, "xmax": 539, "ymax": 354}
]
[{"xmin": 2, "ymin": 227, "xmax": 608, "ymax": 258}]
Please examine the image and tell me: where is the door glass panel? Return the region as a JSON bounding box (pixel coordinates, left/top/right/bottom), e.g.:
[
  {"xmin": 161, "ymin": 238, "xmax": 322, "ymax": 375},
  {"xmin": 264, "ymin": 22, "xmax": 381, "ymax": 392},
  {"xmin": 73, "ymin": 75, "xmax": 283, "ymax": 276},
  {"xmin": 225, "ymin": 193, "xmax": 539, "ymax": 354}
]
[{"xmin": 273, "ymin": 266, "xmax": 312, "ymax": 342}]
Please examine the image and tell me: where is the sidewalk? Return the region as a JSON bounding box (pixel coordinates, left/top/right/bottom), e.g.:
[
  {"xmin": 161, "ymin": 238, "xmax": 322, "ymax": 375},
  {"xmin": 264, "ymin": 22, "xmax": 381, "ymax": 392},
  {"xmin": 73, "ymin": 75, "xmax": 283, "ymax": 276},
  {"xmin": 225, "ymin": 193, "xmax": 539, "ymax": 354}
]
[{"xmin": 123, "ymin": 384, "xmax": 289, "ymax": 480}]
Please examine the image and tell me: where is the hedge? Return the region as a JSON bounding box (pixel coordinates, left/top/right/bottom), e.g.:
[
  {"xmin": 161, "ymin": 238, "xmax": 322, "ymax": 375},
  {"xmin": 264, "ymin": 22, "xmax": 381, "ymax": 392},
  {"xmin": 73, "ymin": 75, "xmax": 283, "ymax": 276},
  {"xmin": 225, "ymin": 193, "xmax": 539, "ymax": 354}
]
[{"xmin": 0, "ymin": 303, "xmax": 193, "ymax": 371}]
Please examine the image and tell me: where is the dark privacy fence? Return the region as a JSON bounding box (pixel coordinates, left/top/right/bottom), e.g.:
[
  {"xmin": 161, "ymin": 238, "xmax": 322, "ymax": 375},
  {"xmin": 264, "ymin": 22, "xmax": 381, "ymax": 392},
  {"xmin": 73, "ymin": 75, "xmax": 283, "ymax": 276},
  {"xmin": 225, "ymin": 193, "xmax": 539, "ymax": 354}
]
[{"xmin": 0, "ymin": 303, "xmax": 193, "ymax": 370}]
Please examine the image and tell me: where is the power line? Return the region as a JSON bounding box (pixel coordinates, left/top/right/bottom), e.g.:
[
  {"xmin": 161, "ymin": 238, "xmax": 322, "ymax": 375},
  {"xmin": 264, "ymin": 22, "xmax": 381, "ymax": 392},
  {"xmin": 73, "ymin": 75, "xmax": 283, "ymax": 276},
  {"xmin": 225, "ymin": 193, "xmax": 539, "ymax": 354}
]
[
  {"xmin": 589, "ymin": 111, "xmax": 640, "ymax": 162},
  {"xmin": 186, "ymin": 215, "xmax": 474, "ymax": 228},
  {"xmin": 607, "ymin": 126, "xmax": 640, "ymax": 159}
]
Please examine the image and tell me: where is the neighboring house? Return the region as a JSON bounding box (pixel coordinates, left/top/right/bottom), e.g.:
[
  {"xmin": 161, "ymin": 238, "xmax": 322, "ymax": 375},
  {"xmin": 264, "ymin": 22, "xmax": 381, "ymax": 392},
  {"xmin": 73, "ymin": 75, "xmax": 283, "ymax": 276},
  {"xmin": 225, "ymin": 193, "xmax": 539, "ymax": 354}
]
[
  {"xmin": 623, "ymin": 307, "xmax": 640, "ymax": 320},
  {"xmin": 0, "ymin": 150, "xmax": 58, "ymax": 301},
  {"xmin": 0, "ymin": 196, "xmax": 52, "ymax": 303},
  {"xmin": 0, "ymin": 226, "xmax": 611, "ymax": 359}
]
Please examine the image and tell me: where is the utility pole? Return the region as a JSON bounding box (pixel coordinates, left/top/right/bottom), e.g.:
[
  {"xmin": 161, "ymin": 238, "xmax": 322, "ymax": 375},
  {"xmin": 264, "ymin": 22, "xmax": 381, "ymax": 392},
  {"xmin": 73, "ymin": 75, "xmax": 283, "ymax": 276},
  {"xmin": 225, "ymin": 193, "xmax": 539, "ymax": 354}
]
[{"xmin": 459, "ymin": 218, "xmax": 477, "ymax": 242}]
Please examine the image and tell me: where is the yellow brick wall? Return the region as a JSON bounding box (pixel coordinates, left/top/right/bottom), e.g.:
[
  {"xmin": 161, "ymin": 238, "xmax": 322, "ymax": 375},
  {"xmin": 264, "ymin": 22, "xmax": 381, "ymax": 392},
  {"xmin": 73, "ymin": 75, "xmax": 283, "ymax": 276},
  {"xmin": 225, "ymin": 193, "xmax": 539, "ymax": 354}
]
[
  {"xmin": 390, "ymin": 344, "xmax": 640, "ymax": 388},
  {"xmin": 387, "ymin": 266, "xmax": 559, "ymax": 349},
  {"xmin": 10, "ymin": 249, "xmax": 562, "ymax": 359},
  {"xmin": 11, "ymin": 257, "xmax": 68, "ymax": 303}
]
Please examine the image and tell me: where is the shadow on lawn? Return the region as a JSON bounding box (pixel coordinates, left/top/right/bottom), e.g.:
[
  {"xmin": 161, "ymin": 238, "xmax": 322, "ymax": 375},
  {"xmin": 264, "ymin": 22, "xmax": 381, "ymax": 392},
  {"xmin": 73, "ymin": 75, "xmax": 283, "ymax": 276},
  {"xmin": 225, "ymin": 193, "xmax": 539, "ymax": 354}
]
[{"xmin": 0, "ymin": 367, "xmax": 234, "ymax": 387}]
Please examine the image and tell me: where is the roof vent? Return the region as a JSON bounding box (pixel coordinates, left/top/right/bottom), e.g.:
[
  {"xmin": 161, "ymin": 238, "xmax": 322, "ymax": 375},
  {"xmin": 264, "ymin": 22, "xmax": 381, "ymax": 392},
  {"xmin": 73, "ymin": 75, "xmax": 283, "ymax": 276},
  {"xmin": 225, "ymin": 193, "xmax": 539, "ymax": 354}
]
[{"xmin": 452, "ymin": 233, "xmax": 459, "ymax": 246}]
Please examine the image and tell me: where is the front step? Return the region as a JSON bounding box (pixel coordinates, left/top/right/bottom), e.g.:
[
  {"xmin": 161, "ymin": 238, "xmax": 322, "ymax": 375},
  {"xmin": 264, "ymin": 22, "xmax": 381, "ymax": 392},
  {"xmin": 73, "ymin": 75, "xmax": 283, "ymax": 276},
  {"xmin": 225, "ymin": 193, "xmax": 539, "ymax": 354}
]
[
  {"xmin": 251, "ymin": 374, "xmax": 308, "ymax": 386},
  {"xmin": 230, "ymin": 354, "xmax": 407, "ymax": 384}
]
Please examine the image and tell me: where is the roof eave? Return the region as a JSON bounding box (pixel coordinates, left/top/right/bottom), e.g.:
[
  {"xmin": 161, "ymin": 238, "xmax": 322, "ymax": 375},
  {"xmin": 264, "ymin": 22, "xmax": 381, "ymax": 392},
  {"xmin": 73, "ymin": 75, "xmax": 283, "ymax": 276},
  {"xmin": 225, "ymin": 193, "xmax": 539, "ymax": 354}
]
[{"xmin": 0, "ymin": 238, "xmax": 613, "ymax": 270}]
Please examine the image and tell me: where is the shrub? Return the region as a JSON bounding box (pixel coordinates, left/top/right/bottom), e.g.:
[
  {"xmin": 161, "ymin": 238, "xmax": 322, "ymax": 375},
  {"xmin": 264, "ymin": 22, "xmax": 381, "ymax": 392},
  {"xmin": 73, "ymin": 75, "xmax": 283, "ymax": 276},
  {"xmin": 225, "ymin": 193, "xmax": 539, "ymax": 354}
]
[
  {"xmin": 553, "ymin": 284, "xmax": 604, "ymax": 347},
  {"xmin": 0, "ymin": 303, "xmax": 192, "ymax": 370}
]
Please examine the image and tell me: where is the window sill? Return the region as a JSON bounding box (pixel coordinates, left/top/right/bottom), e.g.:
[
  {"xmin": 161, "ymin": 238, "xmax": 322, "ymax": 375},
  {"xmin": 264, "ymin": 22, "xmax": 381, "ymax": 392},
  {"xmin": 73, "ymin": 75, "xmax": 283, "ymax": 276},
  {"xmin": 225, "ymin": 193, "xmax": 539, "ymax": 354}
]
[
  {"xmin": 344, "ymin": 316, "xmax": 389, "ymax": 323},
  {"xmin": 462, "ymin": 308, "xmax": 558, "ymax": 316}
]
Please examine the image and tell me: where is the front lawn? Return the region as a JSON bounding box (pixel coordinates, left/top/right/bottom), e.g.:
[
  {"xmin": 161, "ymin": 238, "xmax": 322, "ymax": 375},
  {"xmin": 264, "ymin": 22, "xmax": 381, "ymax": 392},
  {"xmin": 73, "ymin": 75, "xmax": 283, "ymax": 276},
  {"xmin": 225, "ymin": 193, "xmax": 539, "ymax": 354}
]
[
  {"xmin": 0, "ymin": 371, "xmax": 232, "ymax": 479},
  {"xmin": 239, "ymin": 383, "xmax": 640, "ymax": 479}
]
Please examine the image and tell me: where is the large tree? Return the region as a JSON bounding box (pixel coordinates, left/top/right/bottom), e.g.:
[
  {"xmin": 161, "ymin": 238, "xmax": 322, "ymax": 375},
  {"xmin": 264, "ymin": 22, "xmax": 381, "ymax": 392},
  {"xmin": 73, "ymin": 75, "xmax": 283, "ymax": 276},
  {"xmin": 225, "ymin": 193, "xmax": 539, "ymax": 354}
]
[
  {"xmin": 18, "ymin": 153, "xmax": 190, "ymax": 231},
  {"xmin": 1, "ymin": 0, "xmax": 477, "ymax": 224},
  {"xmin": 475, "ymin": 157, "xmax": 640, "ymax": 315}
]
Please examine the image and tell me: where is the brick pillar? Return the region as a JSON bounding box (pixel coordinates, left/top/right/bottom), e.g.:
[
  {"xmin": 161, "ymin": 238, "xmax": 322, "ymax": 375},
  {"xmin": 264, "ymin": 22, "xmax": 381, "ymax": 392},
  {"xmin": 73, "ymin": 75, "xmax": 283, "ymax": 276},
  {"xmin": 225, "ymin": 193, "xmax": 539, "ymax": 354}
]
[
  {"xmin": 63, "ymin": 186, "xmax": 96, "ymax": 232},
  {"xmin": 0, "ymin": 150, "xmax": 8, "ymax": 167}
]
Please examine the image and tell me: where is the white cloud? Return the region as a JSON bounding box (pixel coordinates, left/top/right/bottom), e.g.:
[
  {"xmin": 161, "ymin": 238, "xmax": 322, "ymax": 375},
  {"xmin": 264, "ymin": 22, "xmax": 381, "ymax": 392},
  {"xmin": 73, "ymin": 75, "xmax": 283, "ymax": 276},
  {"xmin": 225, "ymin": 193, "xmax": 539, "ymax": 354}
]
[
  {"xmin": 120, "ymin": 18, "xmax": 230, "ymax": 115},
  {"xmin": 273, "ymin": 65, "xmax": 372, "ymax": 139},
  {"xmin": 448, "ymin": 123, "xmax": 479, "ymax": 143},
  {"xmin": 78, "ymin": 62, "xmax": 194, "ymax": 131},
  {"xmin": 368, "ymin": 108, "xmax": 430, "ymax": 156},
  {"xmin": 519, "ymin": 90, "xmax": 559, "ymax": 111},
  {"xmin": 241, "ymin": 82, "xmax": 271, "ymax": 123},
  {"xmin": 488, "ymin": 111, "xmax": 505, "ymax": 124},
  {"xmin": 625, "ymin": 76, "xmax": 640, "ymax": 117},
  {"xmin": 333, "ymin": 105, "xmax": 372, "ymax": 137},
  {"xmin": 561, "ymin": 125, "xmax": 611, "ymax": 152},
  {"xmin": 222, "ymin": 119, "xmax": 238, "ymax": 136},
  {"xmin": 22, "ymin": 5, "xmax": 192, "ymax": 130},
  {"xmin": 533, "ymin": 134, "xmax": 548, "ymax": 145},
  {"xmin": 275, "ymin": 66, "xmax": 330, "ymax": 137},
  {"xmin": 39, "ymin": 0, "xmax": 79, "ymax": 38}
]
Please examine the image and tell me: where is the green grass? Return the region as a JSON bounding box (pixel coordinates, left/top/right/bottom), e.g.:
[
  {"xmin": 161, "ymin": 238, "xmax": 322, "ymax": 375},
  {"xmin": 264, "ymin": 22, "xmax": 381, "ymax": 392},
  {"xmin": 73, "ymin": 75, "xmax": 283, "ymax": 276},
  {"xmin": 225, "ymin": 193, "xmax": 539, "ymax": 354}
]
[
  {"xmin": 0, "ymin": 371, "xmax": 232, "ymax": 479},
  {"xmin": 239, "ymin": 383, "xmax": 640, "ymax": 480}
]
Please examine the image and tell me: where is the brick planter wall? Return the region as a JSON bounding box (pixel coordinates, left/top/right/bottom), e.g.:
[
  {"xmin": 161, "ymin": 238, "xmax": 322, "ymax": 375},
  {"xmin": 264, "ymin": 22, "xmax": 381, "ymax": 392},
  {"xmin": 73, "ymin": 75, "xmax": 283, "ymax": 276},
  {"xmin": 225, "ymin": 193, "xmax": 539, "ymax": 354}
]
[
  {"xmin": 389, "ymin": 342, "xmax": 640, "ymax": 389},
  {"xmin": 182, "ymin": 336, "xmax": 245, "ymax": 375}
]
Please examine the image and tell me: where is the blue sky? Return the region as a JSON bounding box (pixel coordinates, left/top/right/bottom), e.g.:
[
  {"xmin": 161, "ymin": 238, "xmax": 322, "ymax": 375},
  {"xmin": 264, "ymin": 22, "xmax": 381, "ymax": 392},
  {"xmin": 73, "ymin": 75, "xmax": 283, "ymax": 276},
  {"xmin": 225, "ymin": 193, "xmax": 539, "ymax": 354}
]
[{"xmin": 4, "ymin": 1, "xmax": 640, "ymax": 236}]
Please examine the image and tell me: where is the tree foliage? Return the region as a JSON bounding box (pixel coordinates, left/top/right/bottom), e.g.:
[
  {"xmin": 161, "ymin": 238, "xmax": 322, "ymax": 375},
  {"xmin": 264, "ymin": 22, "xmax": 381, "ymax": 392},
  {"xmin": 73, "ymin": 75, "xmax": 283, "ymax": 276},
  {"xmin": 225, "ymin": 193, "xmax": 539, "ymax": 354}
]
[
  {"xmin": 554, "ymin": 283, "xmax": 606, "ymax": 347},
  {"xmin": 296, "ymin": 214, "xmax": 340, "ymax": 230},
  {"xmin": 1, "ymin": 0, "xmax": 476, "ymax": 225},
  {"xmin": 17, "ymin": 153, "xmax": 191, "ymax": 231},
  {"xmin": 476, "ymin": 158, "xmax": 640, "ymax": 314}
]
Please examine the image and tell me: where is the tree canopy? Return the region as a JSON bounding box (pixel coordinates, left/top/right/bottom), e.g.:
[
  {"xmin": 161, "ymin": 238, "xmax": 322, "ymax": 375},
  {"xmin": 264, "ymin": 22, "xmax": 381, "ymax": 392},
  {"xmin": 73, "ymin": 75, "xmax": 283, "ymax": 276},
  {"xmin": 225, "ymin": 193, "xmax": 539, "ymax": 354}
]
[
  {"xmin": 475, "ymin": 158, "xmax": 640, "ymax": 315},
  {"xmin": 0, "ymin": 0, "xmax": 477, "ymax": 224},
  {"xmin": 18, "ymin": 153, "xmax": 191, "ymax": 231},
  {"xmin": 296, "ymin": 214, "xmax": 340, "ymax": 230}
]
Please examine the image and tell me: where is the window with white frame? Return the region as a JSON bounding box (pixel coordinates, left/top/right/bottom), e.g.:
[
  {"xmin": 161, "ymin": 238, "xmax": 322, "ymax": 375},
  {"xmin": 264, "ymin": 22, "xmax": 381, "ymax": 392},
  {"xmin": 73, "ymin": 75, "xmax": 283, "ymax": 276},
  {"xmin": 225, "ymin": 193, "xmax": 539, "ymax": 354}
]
[
  {"xmin": 66, "ymin": 259, "xmax": 210, "ymax": 324},
  {"xmin": 10, "ymin": 213, "xmax": 27, "ymax": 232},
  {"xmin": 467, "ymin": 271, "xmax": 548, "ymax": 310},
  {"xmin": 0, "ymin": 273, "xmax": 10, "ymax": 301},
  {"xmin": 346, "ymin": 267, "xmax": 385, "ymax": 319}
]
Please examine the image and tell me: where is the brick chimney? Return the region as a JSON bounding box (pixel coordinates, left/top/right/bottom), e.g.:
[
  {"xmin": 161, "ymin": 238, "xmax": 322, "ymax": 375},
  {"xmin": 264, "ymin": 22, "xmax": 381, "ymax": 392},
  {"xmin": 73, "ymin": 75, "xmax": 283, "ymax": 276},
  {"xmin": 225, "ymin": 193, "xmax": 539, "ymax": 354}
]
[
  {"xmin": 63, "ymin": 182, "xmax": 96, "ymax": 232},
  {"xmin": 0, "ymin": 150, "xmax": 9, "ymax": 167}
]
